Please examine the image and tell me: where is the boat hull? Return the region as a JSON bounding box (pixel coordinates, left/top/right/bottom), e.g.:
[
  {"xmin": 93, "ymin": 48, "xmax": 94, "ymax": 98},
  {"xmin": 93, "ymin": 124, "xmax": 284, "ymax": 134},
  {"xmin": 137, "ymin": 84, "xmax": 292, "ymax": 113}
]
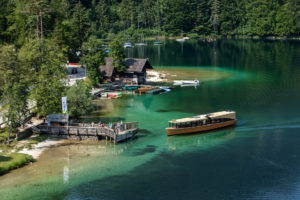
[{"xmin": 166, "ymin": 120, "xmax": 237, "ymax": 136}]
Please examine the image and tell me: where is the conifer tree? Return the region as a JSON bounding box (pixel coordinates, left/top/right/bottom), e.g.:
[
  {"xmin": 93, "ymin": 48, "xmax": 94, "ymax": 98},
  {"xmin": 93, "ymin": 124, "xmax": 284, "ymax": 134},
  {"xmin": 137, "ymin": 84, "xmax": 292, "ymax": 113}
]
[
  {"xmin": 81, "ymin": 36, "xmax": 105, "ymax": 86},
  {"xmin": 210, "ymin": 0, "xmax": 221, "ymax": 34},
  {"xmin": 0, "ymin": 45, "xmax": 29, "ymax": 143},
  {"xmin": 109, "ymin": 39, "xmax": 126, "ymax": 73},
  {"xmin": 19, "ymin": 39, "xmax": 66, "ymax": 117}
]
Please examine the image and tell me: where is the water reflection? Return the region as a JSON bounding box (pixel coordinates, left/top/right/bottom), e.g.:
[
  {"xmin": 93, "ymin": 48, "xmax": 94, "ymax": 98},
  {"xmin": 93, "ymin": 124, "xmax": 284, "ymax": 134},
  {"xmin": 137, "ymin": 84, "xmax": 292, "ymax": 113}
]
[{"xmin": 166, "ymin": 130, "xmax": 235, "ymax": 151}]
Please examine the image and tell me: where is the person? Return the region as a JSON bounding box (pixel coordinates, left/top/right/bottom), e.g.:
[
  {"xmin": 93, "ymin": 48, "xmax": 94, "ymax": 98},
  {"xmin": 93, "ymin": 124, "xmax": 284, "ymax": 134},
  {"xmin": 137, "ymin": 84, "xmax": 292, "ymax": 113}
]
[
  {"xmin": 120, "ymin": 120, "xmax": 123, "ymax": 131},
  {"xmin": 91, "ymin": 122, "xmax": 94, "ymax": 127}
]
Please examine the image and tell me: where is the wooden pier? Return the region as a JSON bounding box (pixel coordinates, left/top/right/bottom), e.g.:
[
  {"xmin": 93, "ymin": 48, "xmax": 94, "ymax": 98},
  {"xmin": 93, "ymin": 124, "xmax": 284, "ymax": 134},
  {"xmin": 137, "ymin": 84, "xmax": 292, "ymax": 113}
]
[{"xmin": 32, "ymin": 122, "xmax": 138, "ymax": 144}]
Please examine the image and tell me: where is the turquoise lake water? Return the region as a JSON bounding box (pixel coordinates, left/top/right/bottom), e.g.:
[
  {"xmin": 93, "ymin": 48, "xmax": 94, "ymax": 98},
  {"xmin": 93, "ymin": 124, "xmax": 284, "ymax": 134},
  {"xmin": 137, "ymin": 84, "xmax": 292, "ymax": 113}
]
[{"xmin": 0, "ymin": 39, "xmax": 300, "ymax": 200}]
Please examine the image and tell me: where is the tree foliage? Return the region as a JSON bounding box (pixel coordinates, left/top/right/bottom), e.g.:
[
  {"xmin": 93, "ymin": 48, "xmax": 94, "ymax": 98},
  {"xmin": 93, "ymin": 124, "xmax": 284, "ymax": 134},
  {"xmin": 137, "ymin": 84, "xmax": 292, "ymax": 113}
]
[
  {"xmin": 80, "ymin": 36, "xmax": 105, "ymax": 86},
  {"xmin": 19, "ymin": 39, "xmax": 66, "ymax": 117},
  {"xmin": 66, "ymin": 80, "xmax": 93, "ymax": 118},
  {"xmin": 0, "ymin": 0, "xmax": 298, "ymax": 48},
  {"xmin": 109, "ymin": 39, "xmax": 126, "ymax": 73},
  {"xmin": 0, "ymin": 45, "xmax": 29, "ymax": 142}
]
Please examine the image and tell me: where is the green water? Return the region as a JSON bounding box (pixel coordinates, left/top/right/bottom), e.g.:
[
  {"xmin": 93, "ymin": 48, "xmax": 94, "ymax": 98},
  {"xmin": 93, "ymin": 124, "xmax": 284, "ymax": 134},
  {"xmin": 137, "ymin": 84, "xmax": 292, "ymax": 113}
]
[{"xmin": 1, "ymin": 39, "xmax": 300, "ymax": 200}]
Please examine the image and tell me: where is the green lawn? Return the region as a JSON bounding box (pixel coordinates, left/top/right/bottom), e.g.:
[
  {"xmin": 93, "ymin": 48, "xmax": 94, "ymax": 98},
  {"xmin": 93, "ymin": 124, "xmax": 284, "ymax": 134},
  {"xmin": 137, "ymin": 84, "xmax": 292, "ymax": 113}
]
[{"xmin": 0, "ymin": 153, "xmax": 34, "ymax": 175}]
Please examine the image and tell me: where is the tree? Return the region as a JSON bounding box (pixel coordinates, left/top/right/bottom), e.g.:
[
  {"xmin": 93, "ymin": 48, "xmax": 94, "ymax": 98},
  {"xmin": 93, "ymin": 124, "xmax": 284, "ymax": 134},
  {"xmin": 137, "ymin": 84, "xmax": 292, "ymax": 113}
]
[
  {"xmin": 0, "ymin": 1, "xmax": 14, "ymax": 44},
  {"xmin": 66, "ymin": 80, "xmax": 93, "ymax": 118},
  {"xmin": 275, "ymin": 3, "xmax": 295, "ymax": 36},
  {"xmin": 70, "ymin": 2, "xmax": 90, "ymax": 52},
  {"xmin": 109, "ymin": 39, "xmax": 126, "ymax": 73},
  {"xmin": 287, "ymin": 0, "xmax": 300, "ymax": 35},
  {"xmin": 19, "ymin": 39, "xmax": 66, "ymax": 117},
  {"xmin": 0, "ymin": 45, "xmax": 29, "ymax": 143},
  {"xmin": 80, "ymin": 36, "xmax": 105, "ymax": 86},
  {"xmin": 162, "ymin": 0, "xmax": 196, "ymax": 35},
  {"xmin": 194, "ymin": 0, "xmax": 211, "ymax": 35},
  {"xmin": 210, "ymin": 0, "xmax": 221, "ymax": 34}
]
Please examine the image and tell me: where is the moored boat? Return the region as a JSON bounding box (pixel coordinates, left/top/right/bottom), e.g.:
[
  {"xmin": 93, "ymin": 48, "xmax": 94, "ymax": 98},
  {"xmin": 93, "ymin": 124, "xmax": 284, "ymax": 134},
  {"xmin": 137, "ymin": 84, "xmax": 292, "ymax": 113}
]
[
  {"xmin": 176, "ymin": 38, "xmax": 185, "ymax": 42},
  {"xmin": 153, "ymin": 41, "xmax": 163, "ymax": 45},
  {"xmin": 135, "ymin": 87, "xmax": 157, "ymax": 94},
  {"xmin": 135, "ymin": 43, "xmax": 147, "ymax": 46},
  {"xmin": 124, "ymin": 43, "xmax": 133, "ymax": 48},
  {"xmin": 173, "ymin": 80, "xmax": 200, "ymax": 85},
  {"xmin": 166, "ymin": 111, "xmax": 237, "ymax": 136},
  {"xmin": 107, "ymin": 92, "xmax": 122, "ymax": 99}
]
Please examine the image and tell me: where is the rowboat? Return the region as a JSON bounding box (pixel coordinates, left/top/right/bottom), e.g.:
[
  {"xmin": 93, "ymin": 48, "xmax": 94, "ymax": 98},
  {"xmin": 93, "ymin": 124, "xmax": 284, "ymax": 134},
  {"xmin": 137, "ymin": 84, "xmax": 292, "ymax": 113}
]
[
  {"xmin": 106, "ymin": 92, "xmax": 122, "ymax": 99},
  {"xmin": 166, "ymin": 111, "xmax": 237, "ymax": 136},
  {"xmin": 153, "ymin": 41, "xmax": 163, "ymax": 45},
  {"xmin": 135, "ymin": 87, "xmax": 157, "ymax": 94}
]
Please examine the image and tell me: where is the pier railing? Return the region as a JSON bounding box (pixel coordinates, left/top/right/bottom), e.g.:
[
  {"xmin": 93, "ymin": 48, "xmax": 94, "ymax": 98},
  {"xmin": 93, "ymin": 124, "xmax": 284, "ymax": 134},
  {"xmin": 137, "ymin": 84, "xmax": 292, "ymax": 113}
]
[{"xmin": 34, "ymin": 122, "xmax": 139, "ymax": 143}]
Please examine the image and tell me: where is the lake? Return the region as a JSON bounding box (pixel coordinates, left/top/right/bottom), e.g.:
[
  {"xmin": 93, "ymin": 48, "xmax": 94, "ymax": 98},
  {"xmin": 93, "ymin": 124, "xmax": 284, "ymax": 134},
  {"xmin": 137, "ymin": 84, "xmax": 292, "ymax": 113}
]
[{"xmin": 1, "ymin": 39, "xmax": 300, "ymax": 200}]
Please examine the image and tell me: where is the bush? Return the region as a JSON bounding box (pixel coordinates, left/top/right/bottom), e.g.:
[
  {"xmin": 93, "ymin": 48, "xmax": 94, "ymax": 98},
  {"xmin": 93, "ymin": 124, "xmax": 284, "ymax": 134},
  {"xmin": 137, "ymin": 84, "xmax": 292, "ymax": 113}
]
[{"xmin": 67, "ymin": 80, "xmax": 94, "ymax": 118}]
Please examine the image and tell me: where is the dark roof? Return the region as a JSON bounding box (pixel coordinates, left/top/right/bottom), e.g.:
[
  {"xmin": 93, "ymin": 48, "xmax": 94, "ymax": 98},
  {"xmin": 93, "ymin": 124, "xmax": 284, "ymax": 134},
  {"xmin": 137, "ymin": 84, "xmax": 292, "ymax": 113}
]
[
  {"xmin": 125, "ymin": 58, "xmax": 153, "ymax": 73},
  {"xmin": 46, "ymin": 114, "xmax": 69, "ymax": 123},
  {"xmin": 99, "ymin": 58, "xmax": 114, "ymax": 77},
  {"xmin": 99, "ymin": 58, "xmax": 153, "ymax": 77}
]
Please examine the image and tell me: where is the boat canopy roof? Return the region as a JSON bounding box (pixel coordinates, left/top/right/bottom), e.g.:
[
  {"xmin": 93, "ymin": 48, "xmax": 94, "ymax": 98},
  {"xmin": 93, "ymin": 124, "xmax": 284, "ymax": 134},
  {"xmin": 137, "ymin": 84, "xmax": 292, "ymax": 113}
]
[{"xmin": 168, "ymin": 111, "xmax": 236, "ymax": 124}]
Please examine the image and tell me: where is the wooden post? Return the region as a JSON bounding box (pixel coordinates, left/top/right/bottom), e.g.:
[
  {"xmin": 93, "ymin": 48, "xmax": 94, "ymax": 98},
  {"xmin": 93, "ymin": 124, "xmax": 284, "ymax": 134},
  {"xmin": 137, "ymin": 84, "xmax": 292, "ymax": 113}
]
[{"xmin": 114, "ymin": 132, "xmax": 116, "ymax": 144}]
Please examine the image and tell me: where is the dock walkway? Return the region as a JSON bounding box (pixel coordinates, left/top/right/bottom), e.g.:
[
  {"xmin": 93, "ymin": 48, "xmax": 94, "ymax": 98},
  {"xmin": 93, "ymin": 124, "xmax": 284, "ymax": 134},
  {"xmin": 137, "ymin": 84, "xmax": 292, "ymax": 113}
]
[{"xmin": 32, "ymin": 122, "xmax": 138, "ymax": 144}]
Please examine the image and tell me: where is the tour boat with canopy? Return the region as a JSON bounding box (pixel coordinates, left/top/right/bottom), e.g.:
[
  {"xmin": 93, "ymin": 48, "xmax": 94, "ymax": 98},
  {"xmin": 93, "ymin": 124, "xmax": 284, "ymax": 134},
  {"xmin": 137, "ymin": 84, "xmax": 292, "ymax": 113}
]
[{"xmin": 166, "ymin": 110, "xmax": 237, "ymax": 136}]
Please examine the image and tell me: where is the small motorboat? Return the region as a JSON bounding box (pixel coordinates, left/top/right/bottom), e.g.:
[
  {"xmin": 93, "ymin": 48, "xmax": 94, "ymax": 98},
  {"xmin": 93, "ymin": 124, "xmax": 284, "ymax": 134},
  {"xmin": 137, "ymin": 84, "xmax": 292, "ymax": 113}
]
[
  {"xmin": 124, "ymin": 43, "xmax": 133, "ymax": 48},
  {"xmin": 135, "ymin": 43, "xmax": 147, "ymax": 46},
  {"xmin": 173, "ymin": 80, "xmax": 200, "ymax": 85},
  {"xmin": 176, "ymin": 38, "xmax": 185, "ymax": 42}
]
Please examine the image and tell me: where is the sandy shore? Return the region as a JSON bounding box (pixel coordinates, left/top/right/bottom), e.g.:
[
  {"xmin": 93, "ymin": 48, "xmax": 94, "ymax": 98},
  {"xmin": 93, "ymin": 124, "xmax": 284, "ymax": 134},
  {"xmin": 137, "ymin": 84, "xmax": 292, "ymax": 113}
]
[
  {"xmin": 146, "ymin": 70, "xmax": 169, "ymax": 83},
  {"xmin": 19, "ymin": 138, "xmax": 66, "ymax": 159}
]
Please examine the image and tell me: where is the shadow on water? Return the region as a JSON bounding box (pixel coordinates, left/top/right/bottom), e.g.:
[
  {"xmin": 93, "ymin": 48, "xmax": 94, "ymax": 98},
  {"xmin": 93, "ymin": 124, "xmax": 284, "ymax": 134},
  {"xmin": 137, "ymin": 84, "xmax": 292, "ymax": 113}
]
[
  {"xmin": 130, "ymin": 145, "xmax": 157, "ymax": 156},
  {"xmin": 166, "ymin": 128, "xmax": 236, "ymax": 151},
  {"xmin": 156, "ymin": 109, "xmax": 171, "ymax": 113}
]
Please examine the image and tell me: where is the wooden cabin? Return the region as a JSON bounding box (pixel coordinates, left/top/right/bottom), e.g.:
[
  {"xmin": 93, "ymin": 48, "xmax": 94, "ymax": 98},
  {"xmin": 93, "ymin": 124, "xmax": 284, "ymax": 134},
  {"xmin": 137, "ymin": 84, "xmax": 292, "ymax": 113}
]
[
  {"xmin": 99, "ymin": 57, "xmax": 153, "ymax": 84},
  {"xmin": 45, "ymin": 114, "xmax": 69, "ymax": 127}
]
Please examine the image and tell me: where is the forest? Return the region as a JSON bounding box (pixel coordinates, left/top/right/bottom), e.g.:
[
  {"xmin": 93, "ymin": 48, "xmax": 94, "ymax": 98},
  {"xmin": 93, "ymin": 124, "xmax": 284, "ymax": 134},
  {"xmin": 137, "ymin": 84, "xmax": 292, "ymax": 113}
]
[{"xmin": 1, "ymin": 1, "xmax": 299, "ymax": 48}]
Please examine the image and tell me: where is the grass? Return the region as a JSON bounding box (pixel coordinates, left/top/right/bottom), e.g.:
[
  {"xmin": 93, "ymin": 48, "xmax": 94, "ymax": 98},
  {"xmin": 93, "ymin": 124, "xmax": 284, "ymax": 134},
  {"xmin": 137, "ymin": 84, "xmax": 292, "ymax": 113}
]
[
  {"xmin": 24, "ymin": 134, "xmax": 49, "ymax": 150},
  {"xmin": 0, "ymin": 129, "xmax": 17, "ymax": 143},
  {"xmin": 28, "ymin": 134, "xmax": 48, "ymax": 144},
  {"xmin": 0, "ymin": 152, "xmax": 34, "ymax": 175}
]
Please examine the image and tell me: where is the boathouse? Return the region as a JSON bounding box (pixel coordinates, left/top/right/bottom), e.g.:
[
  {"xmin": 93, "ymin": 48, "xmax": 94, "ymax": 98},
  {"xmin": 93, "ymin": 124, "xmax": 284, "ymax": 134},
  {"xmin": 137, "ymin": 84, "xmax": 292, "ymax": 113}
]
[
  {"xmin": 100, "ymin": 57, "xmax": 153, "ymax": 84},
  {"xmin": 45, "ymin": 114, "xmax": 69, "ymax": 126}
]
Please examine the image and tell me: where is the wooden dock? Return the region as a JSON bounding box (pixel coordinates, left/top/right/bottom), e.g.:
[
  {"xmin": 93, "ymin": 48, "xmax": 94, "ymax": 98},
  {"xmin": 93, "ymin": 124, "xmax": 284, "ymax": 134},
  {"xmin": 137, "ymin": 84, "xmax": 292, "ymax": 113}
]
[{"xmin": 32, "ymin": 122, "xmax": 138, "ymax": 144}]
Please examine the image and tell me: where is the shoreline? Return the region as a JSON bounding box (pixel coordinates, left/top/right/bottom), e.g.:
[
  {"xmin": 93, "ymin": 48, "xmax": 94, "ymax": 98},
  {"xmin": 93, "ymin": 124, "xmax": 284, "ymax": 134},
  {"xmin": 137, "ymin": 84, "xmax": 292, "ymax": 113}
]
[{"xmin": 18, "ymin": 138, "xmax": 66, "ymax": 159}]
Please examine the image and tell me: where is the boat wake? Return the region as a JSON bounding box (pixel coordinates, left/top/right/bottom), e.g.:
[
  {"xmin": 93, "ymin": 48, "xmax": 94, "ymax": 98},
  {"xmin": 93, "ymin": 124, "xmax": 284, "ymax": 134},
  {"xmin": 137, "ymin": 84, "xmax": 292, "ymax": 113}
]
[{"xmin": 236, "ymin": 124, "xmax": 300, "ymax": 132}]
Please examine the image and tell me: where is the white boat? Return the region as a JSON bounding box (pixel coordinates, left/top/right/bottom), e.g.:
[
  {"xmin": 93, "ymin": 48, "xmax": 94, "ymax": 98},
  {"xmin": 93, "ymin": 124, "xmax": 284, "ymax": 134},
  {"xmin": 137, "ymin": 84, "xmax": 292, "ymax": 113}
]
[
  {"xmin": 176, "ymin": 38, "xmax": 185, "ymax": 42},
  {"xmin": 135, "ymin": 43, "xmax": 147, "ymax": 46},
  {"xmin": 124, "ymin": 43, "xmax": 133, "ymax": 48},
  {"xmin": 173, "ymin": 80, "xmax": 200, "ymax": 85}
]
